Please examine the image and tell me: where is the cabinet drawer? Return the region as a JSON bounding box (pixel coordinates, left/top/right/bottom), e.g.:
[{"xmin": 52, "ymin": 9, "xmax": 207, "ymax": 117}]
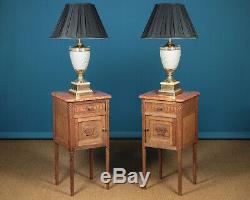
[
  {"xmin": 145, "ymin": 101, "xmax": 176, "ymax": 115},
  {"xmin": 76, "ymin": 116, "xmax": 106, "ymax": 147},
  {"xmin": 145, "ymin": 116, "xmax": 176, "ymax": 148},
  {"xmin": 74, "ymin": 101, "xmax": 106, "ymax": 117}
]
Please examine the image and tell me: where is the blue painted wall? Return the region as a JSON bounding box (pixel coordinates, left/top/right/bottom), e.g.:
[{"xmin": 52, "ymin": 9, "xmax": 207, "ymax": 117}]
[{"xmin": 0, "ymin": 0, "xmax": 250, "ymax": 138}]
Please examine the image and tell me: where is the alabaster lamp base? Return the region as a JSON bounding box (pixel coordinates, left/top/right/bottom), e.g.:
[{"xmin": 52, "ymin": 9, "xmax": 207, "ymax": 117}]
[
  {"xmin": 159, "ymin": 41, "xmax": 183, "ymax": 97},
  {"xmin": 68, "ymin": 40, "xmax": 93, "ymax": 97}
]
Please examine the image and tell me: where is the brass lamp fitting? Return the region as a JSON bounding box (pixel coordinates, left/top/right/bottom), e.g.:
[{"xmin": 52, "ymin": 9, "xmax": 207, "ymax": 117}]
[
  {"xmin": 166, "ymin": 38, "xmax": 175, "ymax": 48},
  {"xmin": 76, "ymin": 69, "xmax": 85, "ymax": 83},
  {"xmin": 166, "ymin": 69, "xmax": 175, "ymax": 82}
]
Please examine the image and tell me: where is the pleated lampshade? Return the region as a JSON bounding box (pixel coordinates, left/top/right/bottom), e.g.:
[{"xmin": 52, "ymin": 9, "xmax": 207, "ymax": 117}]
[
  {"xmin": 142, "ymin": 3, "xmax": 197, "ymax": 39},
  {"xmin": 51, "ymin": 3, "xmax": 108, "ymax": 39}
]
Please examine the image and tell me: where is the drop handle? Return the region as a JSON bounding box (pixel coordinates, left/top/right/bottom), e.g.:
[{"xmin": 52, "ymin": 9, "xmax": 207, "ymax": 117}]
[
  {"xmin": 145, "ymin": 129, "xmax": 149, "ymax": 132},
  {"xmin": 87, "ymin": 107, "xmax": 94, "ymax": 111},
  {"xmin": 102, "ymin": 128, "xmax": 106, "ymax": 132},
  {"xmin": 156, "ymin": 107, "xmax": 163, "ymax": 111}
]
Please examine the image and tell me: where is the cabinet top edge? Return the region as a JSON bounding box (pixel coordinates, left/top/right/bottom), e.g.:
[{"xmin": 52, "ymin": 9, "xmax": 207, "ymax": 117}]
[
  {"xmin": 139, "ymin": 90, "xmax": 200, "ymax": 102},
  {"xmin": 51, "ymin": 91, "xmax": 111, "ymax": 102}
]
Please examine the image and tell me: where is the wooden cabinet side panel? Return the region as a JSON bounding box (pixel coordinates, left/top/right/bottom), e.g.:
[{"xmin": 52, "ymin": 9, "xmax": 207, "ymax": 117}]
[
  {"xmin": 182, "ymin": 98, "xmax": 196, "ymax": 117},
  {"xmin": 182, "ymin": 97, "xmax": 198, "ymax": 146},
  {"xmin": 53, "ymin": 98, "xmax": 69, "ymax": 146},
  {"xmin": 183, "ymin": 113, "xmax": 196, "ymax": 145}
]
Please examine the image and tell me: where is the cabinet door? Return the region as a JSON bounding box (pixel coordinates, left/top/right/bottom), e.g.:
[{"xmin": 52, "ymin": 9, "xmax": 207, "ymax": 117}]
[
  {"xmin": 76, "ymin": 116, "xmax": 106, "ymax": 147},
  {"xmin": 145, "ymin": 116, "xmax": 176, "ymax": 148}
]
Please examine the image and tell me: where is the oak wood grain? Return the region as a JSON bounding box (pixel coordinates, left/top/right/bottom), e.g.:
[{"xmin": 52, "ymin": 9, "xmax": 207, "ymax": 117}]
[
  {"xmin": 89, "ymin": 149, "xmax": 94, "ymax": 180},
  {"xmin": 51, "ymin": 91, "xmax": 111, "ymax": 103},
  {"xmin": 139, "ymin": 90, "xmax": 199, "ymax": 102},
  {"xmin": 69, "ymin": 150, "xmax": 75, "ymax": 196},
  {"xmin": 105, "ymin": 100, "xmax": 110, "ymax": 190},
  {"xmin": 140, "ymin": 91, "xmax": 199, "ymax": 195},
  {"xmin": 52, "ymin": 91, "xmax": 111, "ymax": 196},
  {"xmin": 158, "ymin": 149, "xmax": 163, "ymax": 179},
  {"xmin": 54, "ymin": 142, "xmax": 59, "ymax": 185}
]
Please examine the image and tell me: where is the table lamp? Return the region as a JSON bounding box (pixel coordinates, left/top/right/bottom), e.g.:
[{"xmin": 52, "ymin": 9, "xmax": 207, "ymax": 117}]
[
  {"xmin": 51, "ymin": 3, "xmax": 108, "ymax": 96},
  {"xmin": 142, "ymin": 3, "xmax": 197, "ymax": 96}
]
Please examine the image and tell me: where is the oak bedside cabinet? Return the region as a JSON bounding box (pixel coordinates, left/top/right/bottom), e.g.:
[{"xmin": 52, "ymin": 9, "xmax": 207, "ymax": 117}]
[
  {"xmin": 52, "ymin": 91, "xmax": 111, "ymax": 196},
  {"xmin": 139, "ymin": 90, "xmax": 199, "ymax": 195}
]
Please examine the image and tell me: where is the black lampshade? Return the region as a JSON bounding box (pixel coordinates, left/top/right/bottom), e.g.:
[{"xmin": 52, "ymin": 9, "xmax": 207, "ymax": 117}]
[
  {"xmin": 50, "ymin": 3, "xmax": 108, "ymax": 39},
  {"xmin": 142, "ymin": 3, "xmax": 197, "ymax": 39}
]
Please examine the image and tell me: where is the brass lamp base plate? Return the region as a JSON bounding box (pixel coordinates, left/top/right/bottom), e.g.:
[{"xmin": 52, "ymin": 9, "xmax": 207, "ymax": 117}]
[
  {"xmin": 159, "ymin": 80, "xmax": 183, "ymax": 96},
  {"xmin": 69, "ymin": 81, "xmax": 93, "ymax": 97}
]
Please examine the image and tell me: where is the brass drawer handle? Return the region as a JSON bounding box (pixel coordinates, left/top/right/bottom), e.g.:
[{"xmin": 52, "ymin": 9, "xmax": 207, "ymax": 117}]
[
  {"xmin": 87, "ymin": 107, "xmax": 95, "ymax": 111},
  {"xmin": 156, "ymin": 107, "xmax": 163, "ymax": 111}
]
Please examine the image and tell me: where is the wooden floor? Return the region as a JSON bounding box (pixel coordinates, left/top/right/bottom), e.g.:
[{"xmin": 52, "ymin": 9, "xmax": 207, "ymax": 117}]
[{"xmin": 0, "ymin": 140, "xmax": 250, "ymax": 200}]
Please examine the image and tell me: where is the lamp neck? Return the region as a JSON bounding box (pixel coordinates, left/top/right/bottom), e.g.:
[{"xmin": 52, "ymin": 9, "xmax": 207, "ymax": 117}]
[
  {"xmin": 76, "ymin": 38, "xmax": 85, "ymax": 48},
  {"xmin": 166, "ymin": 69, "xmax": 175, "ymax": 82},
  {"xmin": 77, "ymin": 70, "xmax": 85, "ymax": 83},
  {"xmin": 166, "ymin": 38, "xmax": 175, "ymax": 47}
]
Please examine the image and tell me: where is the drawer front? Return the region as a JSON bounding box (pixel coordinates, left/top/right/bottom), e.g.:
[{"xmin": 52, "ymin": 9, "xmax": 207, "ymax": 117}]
[
  {"xmin": 145, "ymin": 116, "xmax": 176, "ymax": 148},
  {"xmin": 76, "ymin": 116, "xmax": 106, "ymax": 147},
  {"xmin": 145, "ymin": 101, "xmax": 176, "ymax": 115},
  {"xmin": 74, "ymin": 101, "xmax": 106, "ymax": 117}
]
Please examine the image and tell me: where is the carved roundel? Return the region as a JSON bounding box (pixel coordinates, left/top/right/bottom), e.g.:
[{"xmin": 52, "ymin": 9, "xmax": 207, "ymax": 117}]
[
  {"xmin": 82, "ymin": 127, "xmax": 96, "ymax": 137},
  {"xmin": 154, "ymin": 125, "xmax": 170, "ymax": 138}
]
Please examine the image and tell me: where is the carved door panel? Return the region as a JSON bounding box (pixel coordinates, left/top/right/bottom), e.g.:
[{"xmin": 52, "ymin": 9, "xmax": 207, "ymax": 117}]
[
  {"xmin": 145, "ymin": 116, "xmax": 176, "ymax": 148},
  {"xmin": 77, "ymin": 116, "xmax": 106, "ymax": 147}
]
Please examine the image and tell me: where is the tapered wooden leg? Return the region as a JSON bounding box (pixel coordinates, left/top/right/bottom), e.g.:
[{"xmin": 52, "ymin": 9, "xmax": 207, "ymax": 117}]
[
  {"xmin": 158, "ymin": 149, "xmax": 163, "ymax": 179},
  {"xmin": 105, "ymin": 145, "xmax": 110, "ymax": 190},
  {"xmin": 193, "ymin": 143, "xmax": 197, "ymax": 184},
  {"xmin": 142, "ymin": 146, "xmax": 146, "ymax": 180},
  {"xmin": 177, "ymin": 149, "xmax": 182, "ymax": 196},
  {"xmin": 89, "ymin": 149, "xmax": 94, "ymax": 180},
  {"xmin": 54, "ymin": 142, "xmax": 59, "ymax": 185},
  {"xmin": 69, "ymin": 150, "xmax": 75, "ymax": 196}
]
